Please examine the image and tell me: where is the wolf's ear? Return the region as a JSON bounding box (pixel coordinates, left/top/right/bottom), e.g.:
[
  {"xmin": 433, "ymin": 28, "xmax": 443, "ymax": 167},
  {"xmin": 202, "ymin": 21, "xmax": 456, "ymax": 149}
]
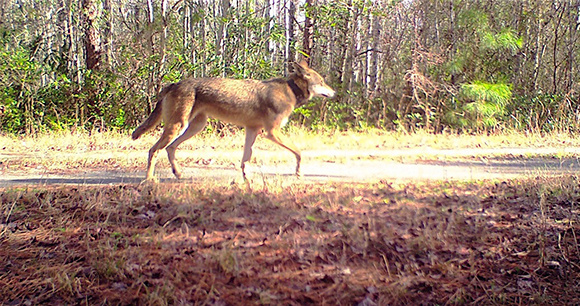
[{"xmin": 293, "ymin": 61, "xmax": 311, "ymax": 79}]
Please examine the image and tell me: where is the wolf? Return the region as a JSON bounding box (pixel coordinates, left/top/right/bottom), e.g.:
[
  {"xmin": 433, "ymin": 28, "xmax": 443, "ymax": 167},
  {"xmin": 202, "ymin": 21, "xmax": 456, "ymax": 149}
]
[{"xmin": 131, "ymin": 61, "xmax": 335, "ymax": 182}]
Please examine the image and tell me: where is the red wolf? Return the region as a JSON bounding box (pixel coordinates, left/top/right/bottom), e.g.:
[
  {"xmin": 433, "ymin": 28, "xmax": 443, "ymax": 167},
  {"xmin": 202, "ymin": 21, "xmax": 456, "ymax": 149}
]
[{"xmin": 132, "ymin": 61, "xmax": 335, "ymax": 182}]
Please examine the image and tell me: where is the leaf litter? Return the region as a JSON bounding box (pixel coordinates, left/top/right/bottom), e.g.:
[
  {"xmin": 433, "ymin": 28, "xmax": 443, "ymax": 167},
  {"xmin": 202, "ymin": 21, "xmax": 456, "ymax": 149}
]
[{"xmin": 1, "ymin": 176, "xmax": 579, "ymax": 305}]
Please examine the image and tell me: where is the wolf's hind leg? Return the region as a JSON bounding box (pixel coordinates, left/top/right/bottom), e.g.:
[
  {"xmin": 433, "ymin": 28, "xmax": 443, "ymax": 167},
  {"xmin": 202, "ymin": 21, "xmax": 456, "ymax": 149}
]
[
  {"xmin": 146, "ymin": 123, "xmax": 184, "ymax": 182},
  {"xmin": 166, "ymin": 114, "xmax": 208, "ymax": 179}
]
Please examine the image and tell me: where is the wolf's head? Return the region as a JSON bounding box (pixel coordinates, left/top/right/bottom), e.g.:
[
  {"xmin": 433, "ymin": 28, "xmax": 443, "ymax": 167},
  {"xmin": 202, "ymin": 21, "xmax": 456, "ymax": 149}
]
[{"xmin": 293, "ymin": 61, "xmax": 336, "ymax": 99}]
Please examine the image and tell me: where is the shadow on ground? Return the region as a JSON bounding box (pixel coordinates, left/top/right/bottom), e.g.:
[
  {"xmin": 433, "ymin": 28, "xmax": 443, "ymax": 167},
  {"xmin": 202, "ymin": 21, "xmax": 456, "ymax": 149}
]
[{"xmin": 2, "ymin": 156, "xmax": 580, "ymax": 187}]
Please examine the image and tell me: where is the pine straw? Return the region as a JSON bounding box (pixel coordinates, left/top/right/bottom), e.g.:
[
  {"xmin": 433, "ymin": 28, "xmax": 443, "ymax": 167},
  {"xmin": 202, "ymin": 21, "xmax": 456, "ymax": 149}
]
[{"xmin": 1, "ymin": 177, "xmax": 579, "ymax": 305}]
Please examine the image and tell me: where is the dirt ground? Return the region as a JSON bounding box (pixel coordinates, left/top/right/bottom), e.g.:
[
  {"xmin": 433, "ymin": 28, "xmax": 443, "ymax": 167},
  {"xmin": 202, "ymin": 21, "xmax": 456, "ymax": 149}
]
[
  {"xmin": 1, "ymin": 147, "xmax": 580, "ymax": 305},
  {"xmin": 2, "ymin": 147, "xmax": 580, "ymax": 186}
]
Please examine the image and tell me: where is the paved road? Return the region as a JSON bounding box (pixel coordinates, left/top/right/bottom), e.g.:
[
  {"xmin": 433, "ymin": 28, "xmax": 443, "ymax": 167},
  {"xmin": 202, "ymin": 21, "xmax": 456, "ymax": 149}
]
[{"xmin": 1, "ymin": 148, "xmax": 580, "ymax": 187}]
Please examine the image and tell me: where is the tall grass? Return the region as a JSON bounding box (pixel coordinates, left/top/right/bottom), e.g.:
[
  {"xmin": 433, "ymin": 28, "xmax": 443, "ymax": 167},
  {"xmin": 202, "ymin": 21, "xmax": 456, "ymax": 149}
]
[{"xmin": 2, "ymin": 126, "xmax": 580, "ymax": 154}]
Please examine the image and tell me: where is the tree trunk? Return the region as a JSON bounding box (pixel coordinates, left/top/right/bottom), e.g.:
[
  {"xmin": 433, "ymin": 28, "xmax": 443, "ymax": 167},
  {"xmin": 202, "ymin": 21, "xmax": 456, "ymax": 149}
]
[
  {"xmin": 566, "ymin": 0, "xmax": 578, "ymax": 93},
  {"xmin": 81, "ymin": 0, "xmax": 103, "ymax": 128},
  {"xmin": 0, "ymin": 0, "xmax": 7, "ymax": 28},
  {"xmin": 102, "ymin": 0, "xmax": 113, "ymax": 69},
  {"xmin": 158, "ymin": 0, "xmax": 168, "ymax": 83},
  {"xmin": 368, "ymin": 7, "xmax": 380, "ymax": 97},
  {"xmin": 82, "ymin": 0, "xmax": 101, "ymax": 71},
  {"xmin": 285, "ymin": 0, "xmax": 296, "ymax": 71},
  {"xmin": 302, "ymin": 0, "xmax": 314, "ymax": 63},
  {"xmin": 217, "ymin": 0, "xmax": 230, "ymax": 77},
  {"xmin": 341, "ymin": 0, "xmax": 357, "ymax": 98}
]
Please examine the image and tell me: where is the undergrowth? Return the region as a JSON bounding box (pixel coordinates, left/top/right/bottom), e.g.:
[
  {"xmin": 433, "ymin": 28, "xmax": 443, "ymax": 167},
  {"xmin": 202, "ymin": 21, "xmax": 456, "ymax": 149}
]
[
  {"xmin": 1, "ymin": 177, "xmax": 579, "ymax": 305},
  {"xmin": 2, "ymin": 127, "xmax": 580, "ymax": 153},
  {"xmin": 2, "ymin": 128, "xmax": 580, "ymax": 175}
]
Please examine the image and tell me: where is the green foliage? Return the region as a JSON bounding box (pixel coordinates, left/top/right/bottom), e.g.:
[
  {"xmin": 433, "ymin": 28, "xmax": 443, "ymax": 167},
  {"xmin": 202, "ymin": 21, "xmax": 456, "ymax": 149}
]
[
  {"xmin": 507, "ymin": 94, "xmax": 580, "ymax": 133},
  {"xmin": 0, "ymin": 0, "xmax": 579, "ymax": 135},
  {"xmin": 481, "ymin": 29, "xmax": 523, "ymax": 54},
  {"xmin": 0, "ymin": 31, "xmax": 129, "ymax": 133},
  {"xmin": 0, "ymin": 38, "xmax": 49, "ymax": 133},
  {"xmin": 457, "ymin": 82, "xmax": 512, "ymax": 131},
  {"xmin": 447, "ymin": 9, "xmax": 523, "ymax": 81},
  {"xmin": 461, "ymin": 82, "xmax": 512, "ymax": 108},
  {"xmin": 431, "ymin": 4, "xmax": 524, "ymax": 132}
]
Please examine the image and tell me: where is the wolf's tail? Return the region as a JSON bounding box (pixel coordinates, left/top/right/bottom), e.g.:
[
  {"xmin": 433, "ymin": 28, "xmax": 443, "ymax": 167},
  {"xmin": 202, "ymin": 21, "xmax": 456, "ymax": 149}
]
[{"xmin": 131, "ymin": 85, "xmax": 171, "ymax": 140}]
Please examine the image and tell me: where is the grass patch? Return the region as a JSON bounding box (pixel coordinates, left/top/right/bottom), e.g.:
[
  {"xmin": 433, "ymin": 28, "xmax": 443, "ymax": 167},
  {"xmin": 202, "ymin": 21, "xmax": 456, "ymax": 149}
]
[
  {"xmin": 1, "ymin": 177, "xmax": 579, "ymax": 305},
  {"xmin": 2, "ymin": 128, "xmax": 580, "ymax": 175},
  {"xmin": 2, "ymin": 127, "xmax": 580, "ymax": 153}
]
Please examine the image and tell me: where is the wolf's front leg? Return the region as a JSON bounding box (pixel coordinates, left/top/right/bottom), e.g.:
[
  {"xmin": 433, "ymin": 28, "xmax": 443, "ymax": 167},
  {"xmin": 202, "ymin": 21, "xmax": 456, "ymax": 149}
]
[{"xmin": 241, "ymin": 127, "xmax": 260, "ymax": 180}]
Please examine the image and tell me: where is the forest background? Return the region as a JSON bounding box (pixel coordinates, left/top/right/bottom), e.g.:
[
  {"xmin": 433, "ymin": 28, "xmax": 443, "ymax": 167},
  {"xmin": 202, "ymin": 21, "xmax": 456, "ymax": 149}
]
[{"xmin": 0, "ymin": 0, "xmax": 579, "ymax": 135}]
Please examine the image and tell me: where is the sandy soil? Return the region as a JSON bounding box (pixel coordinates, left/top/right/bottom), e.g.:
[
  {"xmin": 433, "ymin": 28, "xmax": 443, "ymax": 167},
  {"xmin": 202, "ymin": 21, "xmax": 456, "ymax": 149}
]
[
  {"xmin": 2, "ymin": 147, "xmax": 580, "ymax": 187},
  {"xmin": 3, "ymin": 147, "xmax": 580, "ymax": 305}
]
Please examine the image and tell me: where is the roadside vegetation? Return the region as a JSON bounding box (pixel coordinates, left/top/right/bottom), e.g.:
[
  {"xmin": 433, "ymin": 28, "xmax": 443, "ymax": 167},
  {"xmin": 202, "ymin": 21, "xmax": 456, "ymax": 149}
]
[
  {"xmin": 3, "ymin": 128, "xmax": 580, "ymax": 175},
  {"xmin": 1, "ymin": 129, "xmax": 580, "ymax": 305},
  {"xmin": 1, "ymin": 0, "xmax": 579, "ymax": 135},
  {"xmin": 2, "ymin": 0, "xmax": 580, "ymax": 304},
  {"xmin": 2, "ymin": 175, "xmax": 579, "ymax": 305}
]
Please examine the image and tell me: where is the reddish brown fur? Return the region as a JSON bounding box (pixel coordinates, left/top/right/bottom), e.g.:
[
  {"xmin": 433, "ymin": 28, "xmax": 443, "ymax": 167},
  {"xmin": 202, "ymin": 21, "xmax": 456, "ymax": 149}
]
[{"xmin": 132, "ymin": 61, "xmax": 335, "ymax": 182}]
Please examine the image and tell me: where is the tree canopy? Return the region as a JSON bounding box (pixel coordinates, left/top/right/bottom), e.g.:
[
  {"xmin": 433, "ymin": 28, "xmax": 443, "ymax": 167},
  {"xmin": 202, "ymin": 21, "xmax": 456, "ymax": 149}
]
[{"xmin": 0, "ymin": 0, "xmax": 578, "ymax": 134}]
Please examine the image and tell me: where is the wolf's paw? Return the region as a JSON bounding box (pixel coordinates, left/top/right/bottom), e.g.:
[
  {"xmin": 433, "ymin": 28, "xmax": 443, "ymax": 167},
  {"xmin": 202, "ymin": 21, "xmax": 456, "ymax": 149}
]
[
  {"xmin": 140, "ymin": 177, "xmax": 159, "ymax": 184},
  {"xmin": 172, "ymin": 169, "xmax": 183, "ymax": 180}
]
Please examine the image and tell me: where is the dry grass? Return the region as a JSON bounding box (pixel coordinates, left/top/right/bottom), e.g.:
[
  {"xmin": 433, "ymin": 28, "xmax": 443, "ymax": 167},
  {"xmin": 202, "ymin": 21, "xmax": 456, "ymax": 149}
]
[
  {"xmin": 2, "ymin": 128, "xmax": 580, "ymax": 153},
  {"xmin": 2, "ymin": 128, "xmax": 580, "ymax": 174},
  {"xmin": 1, "ymin": 176, "xmax": 579, "ymax": 305},
  {"xmin": 2, "ymin": 129, "xmax": 580, "ymax": 305}
]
